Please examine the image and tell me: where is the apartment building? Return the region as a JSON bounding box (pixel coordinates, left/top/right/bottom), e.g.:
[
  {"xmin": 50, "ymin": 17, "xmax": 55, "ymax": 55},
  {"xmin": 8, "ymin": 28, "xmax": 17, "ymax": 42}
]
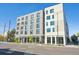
[{"xmin": 16, "ymin": 4, "xmax": 69, "ymax": 45}]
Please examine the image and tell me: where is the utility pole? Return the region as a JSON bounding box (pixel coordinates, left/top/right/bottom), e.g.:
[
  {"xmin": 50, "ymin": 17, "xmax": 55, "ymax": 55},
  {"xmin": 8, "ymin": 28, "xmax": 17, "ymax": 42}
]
[
  {"xmin": 7, "ymin": 20, "xmax": 11, "ymax": 41},
  {"xmin": 3, "ymin": 23, "xmax": 6, "ymax": 37}
]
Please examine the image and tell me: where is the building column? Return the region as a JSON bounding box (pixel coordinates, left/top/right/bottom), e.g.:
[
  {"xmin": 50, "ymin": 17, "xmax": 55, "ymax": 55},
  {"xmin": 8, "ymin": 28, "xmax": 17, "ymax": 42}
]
[
  {"xmin": 45, "ymin": 36, "xmax": 47, "ymax": 44},
  {"xmin": 51, "ymin": 36, "xmax": 52, "ymax": 45},
  {"xmin": 55, "ymin": 36, "xmax": 57, "ymax": 45},
  {"xmin": 22, "ymin": 38, "xmax": 25, "ymax": 43},
  {"xmin": 63, "ymin": 36, "xmax": 66, "ymax": 46}
]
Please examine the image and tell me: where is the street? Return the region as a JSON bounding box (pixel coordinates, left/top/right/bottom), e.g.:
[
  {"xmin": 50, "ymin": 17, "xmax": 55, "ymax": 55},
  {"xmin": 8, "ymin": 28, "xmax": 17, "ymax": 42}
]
[{"xmin": 0, "ymin": 42, "xmax": 79, "ymax": 55}]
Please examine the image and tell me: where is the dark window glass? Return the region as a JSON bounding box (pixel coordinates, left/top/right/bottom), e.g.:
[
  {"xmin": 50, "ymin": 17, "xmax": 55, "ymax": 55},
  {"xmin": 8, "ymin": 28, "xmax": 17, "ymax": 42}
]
[
  {"xmin": 46, "ymin": 10, "xmax": 48, "ymax": 14},
  {"xmin": 21, "ymin": 26, "xmax": 23, "ymax": 29},
  {"xmin": 47, "ymin": 28, "xmax": 51, "ymax": 32},
  {"xmin": 52, "ymin": 28, "xmax": 55, "ymax": 32},
  {"xmin": 50, "ymin": 9, "xmax": 54, "ymax": 13},
  {"xmin": 52, "ymin": 15, "xmax": 54, "ymax": 19},
  {"xmin": 25, "ymin": 31, "xmax": 27, "ymax": 34},
  {"xmin": 47, "ymin": 37, "xmax": 51, "ymax": 43},
  {"xmin": 36, "ymin": 24, "xmax": 40, "ymax": 28},
  {"xmin": 21, "ymin": 22, "xmax": 24, "ymax": 25},
  {"xmin": 22, "ymin": 17, "xmax": 24, "ymax": 20},
  {"xmin": 46, "ymin": 22, "xmax": 48, "ymax": 26},
  {"xmin": 17, "ymin": 23, "xmax": 20, "ymax": 26},
  {"xmin": 18, "ymin": 19, "xmax": 20, "ymax": 21},
  {"xmin": 17, "ymin": 27, "xmax": 19, "ymax": 30},
  {"xmin": 50, "ymin": 21, "xmax": 54, "ymax": 25},
  {"xmin": 47, "ymin": 16, "xmax": 50, "ymax": 20}
]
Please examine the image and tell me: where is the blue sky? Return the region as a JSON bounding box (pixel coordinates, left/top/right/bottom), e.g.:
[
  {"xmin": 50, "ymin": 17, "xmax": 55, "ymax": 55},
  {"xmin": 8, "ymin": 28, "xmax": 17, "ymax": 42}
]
[{"xmin": 0, "ymin": 3, "xmax": 79, "ymax": 36}]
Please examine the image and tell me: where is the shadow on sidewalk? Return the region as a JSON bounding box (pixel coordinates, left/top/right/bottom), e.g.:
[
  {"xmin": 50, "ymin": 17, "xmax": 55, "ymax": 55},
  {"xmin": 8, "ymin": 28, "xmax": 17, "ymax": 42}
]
[{"xmin": 0, "ymin": 48, "xmax": 36, "ymax": 55}]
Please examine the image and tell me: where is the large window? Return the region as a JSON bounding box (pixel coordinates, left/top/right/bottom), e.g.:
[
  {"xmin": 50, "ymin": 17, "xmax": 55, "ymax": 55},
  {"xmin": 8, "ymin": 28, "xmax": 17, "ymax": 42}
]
[
  {"xmin": 50, "ymin": 9, "xmax": 54, "ymax": 13},
  {"xmin": 46, "ymin": 16, "xmax": 50, "ymax": 20},
  {"xmin": 47, "ymin": 28, "xmax": 51, "ymax": 32},
  {"xmin": 52, "ymin": 37, "xmax": 55, "ymax": 44},
  {"xmin": 47, "ymin": 37, "xmax": 51, "ymax": 43},
  {"xmin": 57, "ymin": 37, "xmax": 63, "ymax": 44},
  {"xmin": 50, "ymin": 21, "xmax": 54, "ymax": 25}
]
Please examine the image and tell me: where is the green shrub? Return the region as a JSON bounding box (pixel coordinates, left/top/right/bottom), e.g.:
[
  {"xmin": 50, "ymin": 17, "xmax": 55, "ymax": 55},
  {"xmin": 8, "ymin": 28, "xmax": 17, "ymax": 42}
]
[
  {"xmin": 14, "ymin": 38, "xmax": 20, "ymax": 43},
  {"xmin": 28, "ymin": 36, "xmax": 33, "ymax": 43}
]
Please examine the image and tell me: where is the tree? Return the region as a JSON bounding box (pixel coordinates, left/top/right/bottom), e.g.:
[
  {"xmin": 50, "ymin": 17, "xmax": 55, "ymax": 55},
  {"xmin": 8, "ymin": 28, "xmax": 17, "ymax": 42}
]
[
  {"xmin": 7, "ymin": 29, "xmax": 16, "ymax": 42},
  {"xmin": 76, "ymin": 32, "xmax": 79, "ymax": 37},
  {"xmin": 0, "ymin": 35, "xmax": 6, "ymax": 41},
  {"xmin": 71, "ymin": 34, "xmax": 78, "ymax": 45}
]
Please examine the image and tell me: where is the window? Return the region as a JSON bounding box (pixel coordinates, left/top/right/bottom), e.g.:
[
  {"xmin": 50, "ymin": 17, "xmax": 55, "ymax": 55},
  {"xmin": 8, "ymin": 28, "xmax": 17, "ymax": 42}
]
[
  {"xmin": 25, "ymin": 21, "xmax": 27, "ymax": 25},
  {"xmin": 25, "ymin": 26, "xmax": 27, "ymax": 30},
  {"xmin": 17, "ymin": 23, "xmax": 20, "ymax": 26},
  {"xmin": 52, "ymin": 15, "xmax": 54, "ymax": 19},
  {"xmin": 52, "ymin": 28, "xmax": 55, "ymax": 32},
  {"xmin": 36, "ymin": 24, "xmax": 40, "ymax": 28},
  {"xmin": 30, "ymin": 30, "xmax": 33, "ymax": 34},
  {"xmin": 50, "ymin": 21, "xmax": 54, "ymax": 25},
  {"xmin": 47, "ymin": 37, "xmax": 51, "ymax": 43},
  {"xmin": 36, "ymin": 18, "xmax": 40, "ymax": 23},
  {"xmin": 21, "ymin": 22, "xmax": 24, "ymax": 25},
  {"xmin": 47, "ymin": 28, "xmax": 51, "ymax": 32},
  {"xmin": 16, "ymin": 32, "xmax": 19, "ymax": 34},
  {"xmin": 50, "ymin": 9, "xmax": 54, "ymax": 13},
  {"xmin": 46, "ymin": 22, "xmax": 48, "ymax": 26},
  {"xmin": 18, "ymin": 19, "xmax": 20, "ymax": 21},
  {"xmin": 26, "ymin": 16, "xmax": 28, "ymax": 20},
  {"xmin": 46, "ymin": 10, "xmax": 48, "ymax": 14},
  {"xmin": 22, "ymin": 17, "xmax": 24, "ymax": 20},
  {"xmin": 36, "ymin": 29, "xmax": 40, "ymax": 34},
  {"xmin": 37, "ymin": 13, "xmax": 40, "ymax": 17},
  {"xmin": 17, "ymin": 27, "xmax": 19, "ymax": 30},
  {"xmin": 20, "ymin": 31, "xmax": 23, "ymax": 34},
  {"xmin": 31, "ymin": 14, "xmax": 34, "ymax": 19},
  {"xmin": 25, "ymin": 31, "xmax": 27, "ymax": 34},
  {"xmin": 52, "ymin": 37, "xmax": 55, "ymax": 44},
  {"xmin": 46, "ymin": 16, "xmax": 50, "ymax": 20},
  {"xmin": 21, "ymin": 26, "xmax": 23, "ymax": 29}
]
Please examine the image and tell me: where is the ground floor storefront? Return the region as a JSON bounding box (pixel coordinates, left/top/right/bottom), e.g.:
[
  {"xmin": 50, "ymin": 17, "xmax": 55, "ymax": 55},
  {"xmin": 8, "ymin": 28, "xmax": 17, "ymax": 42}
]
[{"xmin": 16, "ymin": 35, "xmax": 69, "ymax": 45}]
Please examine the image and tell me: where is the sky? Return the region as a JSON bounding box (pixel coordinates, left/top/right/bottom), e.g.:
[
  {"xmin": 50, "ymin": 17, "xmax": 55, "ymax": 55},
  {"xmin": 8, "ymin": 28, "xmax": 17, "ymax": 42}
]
[{"xmin": 0, "ymin": 3, "xmax": 79, "ymax": 36}]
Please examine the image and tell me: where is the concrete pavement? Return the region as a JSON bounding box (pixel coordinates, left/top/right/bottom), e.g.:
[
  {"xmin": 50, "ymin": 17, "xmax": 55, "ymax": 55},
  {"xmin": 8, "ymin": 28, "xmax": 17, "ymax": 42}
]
[{"xmin": 0, "ymin": 42, "xmax": 79, "ymax": 55}]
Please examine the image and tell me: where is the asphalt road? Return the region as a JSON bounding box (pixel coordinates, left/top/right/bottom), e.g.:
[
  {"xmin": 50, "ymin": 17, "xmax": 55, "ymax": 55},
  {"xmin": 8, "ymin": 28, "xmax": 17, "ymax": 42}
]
[{"xmin": 0, "ymin": 42, "xmax": 79, "ymax": 55}]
